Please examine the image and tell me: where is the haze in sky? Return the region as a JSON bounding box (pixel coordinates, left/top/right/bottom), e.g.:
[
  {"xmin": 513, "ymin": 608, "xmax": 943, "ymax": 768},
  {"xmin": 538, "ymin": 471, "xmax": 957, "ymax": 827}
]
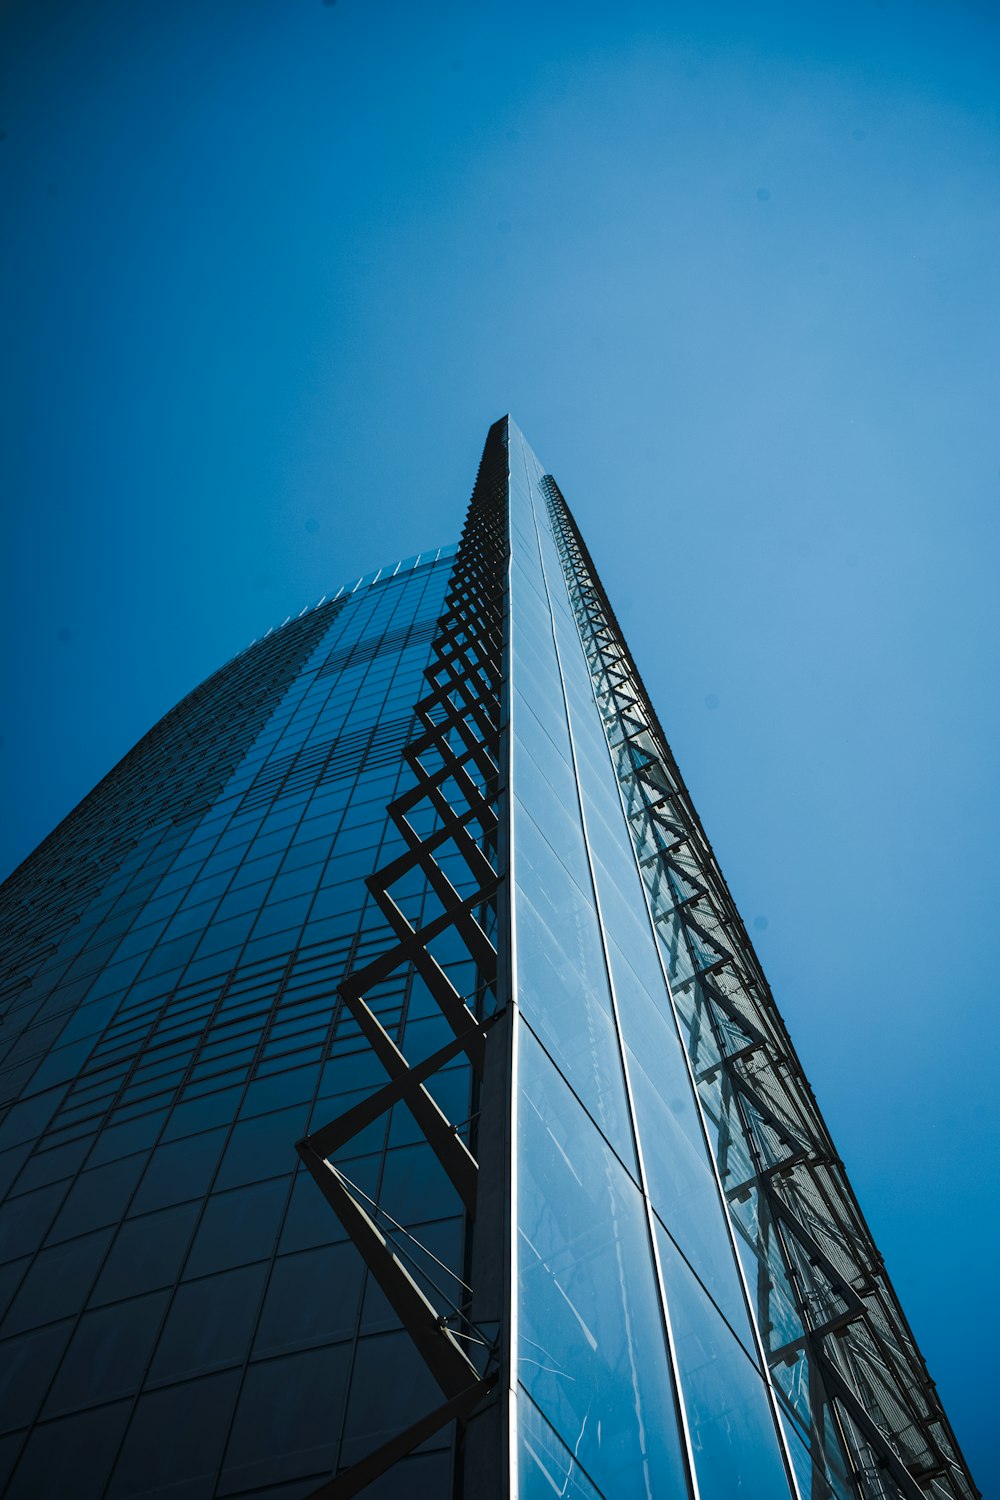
[{"xmin": 1, "ymin": 0, "xmax": 997, "ymax": 1489}]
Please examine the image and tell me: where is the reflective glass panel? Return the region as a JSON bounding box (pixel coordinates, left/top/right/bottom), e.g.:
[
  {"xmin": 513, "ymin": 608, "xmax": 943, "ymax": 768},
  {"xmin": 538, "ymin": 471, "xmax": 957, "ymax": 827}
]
[{"xmin": 516, "ymin": 1024, "xmax": 688, "ymax": 1500}]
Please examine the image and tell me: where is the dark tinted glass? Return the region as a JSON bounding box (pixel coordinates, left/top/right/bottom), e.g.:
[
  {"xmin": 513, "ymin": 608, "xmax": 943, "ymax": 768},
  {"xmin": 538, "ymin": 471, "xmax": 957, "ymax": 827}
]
[{"xmin": 0, "ymin": 554, "xmax": 458, "ymax": 1497}]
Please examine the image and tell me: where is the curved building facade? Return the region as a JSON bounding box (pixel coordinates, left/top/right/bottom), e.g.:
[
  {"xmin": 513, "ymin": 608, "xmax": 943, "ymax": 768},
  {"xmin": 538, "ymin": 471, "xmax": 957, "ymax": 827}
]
[{"xmin": 0, "ymin": 419, "xmax": 979, "ymax": 1500}]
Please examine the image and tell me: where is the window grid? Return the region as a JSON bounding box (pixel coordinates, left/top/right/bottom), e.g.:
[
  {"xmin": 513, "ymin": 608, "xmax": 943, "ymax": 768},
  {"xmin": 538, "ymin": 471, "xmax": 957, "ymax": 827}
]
[{"xmin": 0, "ymin": 551, "xmax": 464, "ymax": 1499}]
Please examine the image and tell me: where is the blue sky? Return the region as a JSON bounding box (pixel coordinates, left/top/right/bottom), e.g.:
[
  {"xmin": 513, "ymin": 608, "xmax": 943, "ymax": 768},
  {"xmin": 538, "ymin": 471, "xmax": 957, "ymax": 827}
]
[{"xmin": 1, "ymin": 0, "xmax": 997, "ymax": 1486}]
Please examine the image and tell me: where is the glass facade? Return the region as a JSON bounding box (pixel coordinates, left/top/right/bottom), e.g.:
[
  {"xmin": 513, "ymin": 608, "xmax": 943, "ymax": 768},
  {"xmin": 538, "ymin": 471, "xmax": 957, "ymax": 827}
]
[
  {"xmin": 507, "ymin": 427, "xmax": 791, "ymax": 1500},
  {"xmin": 0, "ymin": 547, "xmax": 470, "ymax": 1498},
  {"xmin": 0, "ymin": 420, "xmax": 979, "ymax": 1500}
]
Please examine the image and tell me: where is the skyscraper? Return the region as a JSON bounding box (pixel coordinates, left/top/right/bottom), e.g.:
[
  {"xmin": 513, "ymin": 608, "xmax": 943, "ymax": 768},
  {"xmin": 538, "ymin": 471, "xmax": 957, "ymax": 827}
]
[{"xmin": 0, "ymin": 419, "xmax": 978, "ymax": 1500}]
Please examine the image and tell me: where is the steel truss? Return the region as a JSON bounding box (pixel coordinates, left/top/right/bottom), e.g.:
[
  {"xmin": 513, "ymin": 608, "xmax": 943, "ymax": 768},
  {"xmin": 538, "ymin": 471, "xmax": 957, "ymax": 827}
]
[
  {"xmin": 296, "ymin": 421, "xmax": 509, "ymax": 1497},
  {"xmin": 541, "ymin": 478, "xmax": 979, "ymax": 1500}
]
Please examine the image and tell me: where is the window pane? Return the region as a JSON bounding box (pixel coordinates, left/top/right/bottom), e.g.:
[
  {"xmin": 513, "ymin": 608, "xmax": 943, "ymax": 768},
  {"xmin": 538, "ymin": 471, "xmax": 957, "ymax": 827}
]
[
  {"xmin": 518, "ymin": 1390, "xmax": 604, "ymax": 1499},
  {"xmin": 91, "ymin": 1202, "xmax": 198, "ymax": 1304},
  {"xmin": 46, "ymin": 1291, "xmax": 169, "ymax": 1414},
  {"xmin": 657, "ymin": 1226, "xmax": 792, "ymax": 1498},
  {"xmin": 47, "ymin": 1155, "xmax": 145, "ymax": 1242},
  {"xmin": 185, "ymin": 1178, "xmax": 288, "ymax": 1277},
  {"xmin": 339, "ymin": 1330, "xmax": 445, "ymax": 1471},
  {"xmin": 214, "ymin": 1107, "xmax": 308, "ymax": 1191},
  {"xmin": 517, "ymin": 1024, "xmax": 688, "ymax": 1500},
  {"xmin": 513, "ymin": 804, "xmax": 634, "ymax": 1167},
  {"xmin": 129, "ymin": 1128, "xmax": 227, "ymax": 1214},
  {"xmin": 2, "ymin": 1228, "xmax": 111, "ymax": 1335},
  {"xmin": 220, "ymin": 1344, "xmax": 351, "ymax": 1491},
  {"xmin": 107, "ymin": 1369, "xmax": 240, "ymax": 1498},
  {"xmin": 151, "ymin": 1263, "xmax": 267, "ymax": 1381},
  {"xmin": 0, "ymin": 1320, "xmax": 74, "ymax": 1433},
  {"xmin": 4, "ymin": 1400, "xmax": 131, "ymax": 1500},
  {"xmin": 254, "ymin": 1243, "xmax": 363, "ymax": 1356}
]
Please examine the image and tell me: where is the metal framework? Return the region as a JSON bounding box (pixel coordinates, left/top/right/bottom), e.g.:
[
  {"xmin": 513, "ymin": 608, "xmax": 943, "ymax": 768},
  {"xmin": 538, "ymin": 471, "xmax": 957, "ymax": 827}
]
[
  {"xmin": 297, "ymin": 420, "xmax": 510, "ymax": 1496},
  {"xmin": 291, "ymin": 421, "xmax": 976, "ymax": 1500},
  {"xmin": 541, "ymin": 477, "xmax": 979, "ymax": 1500}
]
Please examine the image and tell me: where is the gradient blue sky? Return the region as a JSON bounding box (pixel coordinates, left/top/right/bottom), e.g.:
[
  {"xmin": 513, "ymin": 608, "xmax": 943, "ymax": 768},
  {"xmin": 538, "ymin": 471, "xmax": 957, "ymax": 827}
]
[{"xmin": 1, "ymin": 0, "xmax": 997, "ymax": 1486}]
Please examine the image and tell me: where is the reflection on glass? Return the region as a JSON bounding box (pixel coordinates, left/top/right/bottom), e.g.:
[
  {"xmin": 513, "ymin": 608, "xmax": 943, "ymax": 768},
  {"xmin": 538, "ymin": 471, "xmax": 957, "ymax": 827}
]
[
  {"xmin": 513, "ymin": 801, "xmax": 635, "ymax": 1166},
  {"xmin": 656, "ymin": 1224, "xmax": 793, "ymax": 1499},
  {"xmin": 519, "ymin": 1388, "xmax": 605, "ymax": 1499},
  {"xmin": 627, "ymin": 1051, "xmax": 756, "ymax": 1352},
  {"xmin": 517, "ymin": 1025, "xmax": 688, "ymax": 1500}
]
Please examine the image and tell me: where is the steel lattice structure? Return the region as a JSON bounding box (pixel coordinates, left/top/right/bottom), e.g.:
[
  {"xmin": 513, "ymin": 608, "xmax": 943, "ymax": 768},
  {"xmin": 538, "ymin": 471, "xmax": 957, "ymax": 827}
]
[
  {"xmin": 542, "ymin": 479, "xmax": 977, "ymax": 1500},
  {"xmin": 298, "ymin": 420, "xmax": 509, "ymax": 1496},
  {"xmin": 297, "ymin": 419, "xmax": 979, "ymax": 1500}
]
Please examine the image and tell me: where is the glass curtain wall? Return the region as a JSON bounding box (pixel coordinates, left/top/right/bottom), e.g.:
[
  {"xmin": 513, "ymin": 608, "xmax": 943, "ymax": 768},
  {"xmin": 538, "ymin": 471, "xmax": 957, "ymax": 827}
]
[
  {"xmin": 505, "ymin": 421, "xmax": 797, "ymax": 1500},
  {"xmin": 0, "ymin": 547, "xmax": 467, "ymax": 1500}
]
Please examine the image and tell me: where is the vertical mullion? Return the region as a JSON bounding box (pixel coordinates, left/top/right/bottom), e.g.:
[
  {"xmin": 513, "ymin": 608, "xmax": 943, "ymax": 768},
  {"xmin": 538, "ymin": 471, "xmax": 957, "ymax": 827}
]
[
  {"xmin": 545, "ymin": 489, "xmax": 805, "ymax": 1500},
  {"xmin": 517, "ymin": 433, "xmax": 700, "ymax": 1500}
]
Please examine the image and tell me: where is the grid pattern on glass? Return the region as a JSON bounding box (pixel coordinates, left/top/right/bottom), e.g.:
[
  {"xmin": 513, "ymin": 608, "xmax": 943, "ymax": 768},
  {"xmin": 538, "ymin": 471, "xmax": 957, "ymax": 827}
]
[
  {"xmin": 0, "ymin": 549, "xmax": 468, "ymax": 1499},
  {"xmin": 297, "ymin": 416, "xmax": 509, "ymax": 1494},
  {"xmin": 0, "ymin": 596, "xmax": 350, "ymax": 1114},
  {"xmin": 541, "ymin": 475, "xmax": 980, "ymax": 1500}
]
